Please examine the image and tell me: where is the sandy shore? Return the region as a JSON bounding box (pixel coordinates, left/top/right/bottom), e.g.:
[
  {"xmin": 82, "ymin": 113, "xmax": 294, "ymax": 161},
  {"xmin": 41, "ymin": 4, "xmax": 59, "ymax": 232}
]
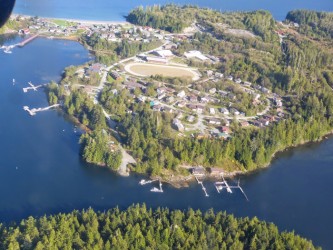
[{"xmin": 12, "ymin": 14, "xmax": 130, "ymax": 26}]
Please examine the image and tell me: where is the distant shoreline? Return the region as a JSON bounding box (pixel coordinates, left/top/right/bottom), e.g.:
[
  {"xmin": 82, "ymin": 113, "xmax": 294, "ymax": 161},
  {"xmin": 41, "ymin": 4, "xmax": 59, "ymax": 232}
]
[{"xmin": 11, "ymin": 13, "xmax": 130, "ymax": 26}]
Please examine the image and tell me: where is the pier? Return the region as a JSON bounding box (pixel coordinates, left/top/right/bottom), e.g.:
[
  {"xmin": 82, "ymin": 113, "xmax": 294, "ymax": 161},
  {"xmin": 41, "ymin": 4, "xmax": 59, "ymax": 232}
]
[
  {"xmin": 1, "ymin": 34, "xmax": 39, "ymax": 54},
  {"xmin": 18, "ymin": 34, "xmax": 39, "ymax": 47},
  {"xmin": 214, "ymin": 175, "xmax": 249, "ymax": 201},
  {"xmin": 23, "ymin": 84, "xmax": 44, "ymax": 93},
  {"xmin": 23, "ymin": 104, "xmax": 60, "ymax": 116},
  {"xmin": 195, "ymin": 176, "xmax": 209, "ymax": 197}
]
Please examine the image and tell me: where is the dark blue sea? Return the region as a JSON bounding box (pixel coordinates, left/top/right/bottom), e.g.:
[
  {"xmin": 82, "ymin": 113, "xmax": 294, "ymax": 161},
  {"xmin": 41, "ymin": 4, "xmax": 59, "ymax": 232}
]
[{"xmin": 13, "ymin": 0, "xmax": 333, "ymax": 21}]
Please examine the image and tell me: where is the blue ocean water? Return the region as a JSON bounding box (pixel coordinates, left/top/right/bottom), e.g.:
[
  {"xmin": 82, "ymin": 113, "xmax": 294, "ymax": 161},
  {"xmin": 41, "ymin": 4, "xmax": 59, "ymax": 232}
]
[{"xmin": 13, "ymin": 0, "xmax": 333, "ymax": 21}]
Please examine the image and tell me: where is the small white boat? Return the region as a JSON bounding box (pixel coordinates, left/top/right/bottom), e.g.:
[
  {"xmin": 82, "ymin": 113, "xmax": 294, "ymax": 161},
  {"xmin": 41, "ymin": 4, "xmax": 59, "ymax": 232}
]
[
  {"xmin": 139, "ymin": 179, "xmax": 147, "ymax": 185},
  {"xmin": 150, "ymin": 187, "xmax": 163, "ymax": 193}
]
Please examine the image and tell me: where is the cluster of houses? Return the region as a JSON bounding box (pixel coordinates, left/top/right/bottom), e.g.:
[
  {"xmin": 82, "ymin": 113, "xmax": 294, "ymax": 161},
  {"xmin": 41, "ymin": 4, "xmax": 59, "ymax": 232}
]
[{"xmin": 20, "ymin": 17, "xmax": 82, "ymax": 37}]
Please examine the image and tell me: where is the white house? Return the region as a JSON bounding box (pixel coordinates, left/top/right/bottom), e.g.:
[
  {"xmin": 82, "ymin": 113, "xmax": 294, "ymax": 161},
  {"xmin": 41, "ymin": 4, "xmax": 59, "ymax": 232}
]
[
  {"xmin": 220, "ymin": 107, "xmax": 229, "ymax": 115},
  {"xmin": 177, "ymin": 90, "xmax": 186, "ymax": 98}
]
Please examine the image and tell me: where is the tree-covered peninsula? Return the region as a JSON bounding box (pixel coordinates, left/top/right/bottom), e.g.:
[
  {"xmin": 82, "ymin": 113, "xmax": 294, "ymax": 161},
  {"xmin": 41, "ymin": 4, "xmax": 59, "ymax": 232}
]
[
  {"xmin": 0, "ymin": 204, "xmax": 319, "ymax": 249},
  {"xmin": 47, "ymin": 5, "xmax": 333, "ymax": 180}
]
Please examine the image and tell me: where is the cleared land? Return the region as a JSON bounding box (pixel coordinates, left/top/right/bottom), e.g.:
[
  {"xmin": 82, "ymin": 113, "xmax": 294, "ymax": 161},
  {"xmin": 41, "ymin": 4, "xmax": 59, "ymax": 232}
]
[{"xmin": 125, "ymin": 63, "xmax": 200, "ymax": 80}]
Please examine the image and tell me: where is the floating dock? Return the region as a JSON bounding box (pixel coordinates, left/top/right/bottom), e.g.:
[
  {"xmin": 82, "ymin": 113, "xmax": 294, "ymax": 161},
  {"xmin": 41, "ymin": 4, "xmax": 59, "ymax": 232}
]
[
  {"xmin": 214, "ymin": 175, "xmax": 249, "ymax": 201},
  {"xmin": 23, "ymin": 104, "xmax": 60, "ymax": 116},
  {"xmin": 195, "ymin": 176, "xmax": 209, "ymax": 197},
  {"xmin": 23, "ymin": 84, "xmax": 44, "ymax": 93}
]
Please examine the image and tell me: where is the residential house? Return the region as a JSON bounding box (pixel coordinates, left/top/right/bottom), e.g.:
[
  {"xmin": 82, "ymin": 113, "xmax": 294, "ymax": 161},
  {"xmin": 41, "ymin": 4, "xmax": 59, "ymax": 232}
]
[
  {"xmin": 189, "ymin": 95, "xmax": 198, "ymax": 103},
  {"xmin": 110, "ymin": 70, "xmax": 121, "ymax": 80},
  {"xmin": 206, "ymin": 70, "xmax": 214, "ymax": 77},
  {"xmin": 235, "ymin": 78, "xmax": 242, "ymax": 84},
  {"xmin": 209, "ymin": 108, "xmax": 216, "ymax": 115},
  {"xmin": 220, "ymin": 126, "xmax": 231, "ymax": 134},
  {"xmin": 251, "ymin": 120, "xmax": 263, "ymax": 128},
  {"xmin": 187, "ymin": 115, "xmax": 195, "ymax": 123},
  {"xmin": 177, "ymin": 101, "xmax": 186, "ymax": 108},
  {"xmin": 243, "ymin": 81, "xmax": 252, "ymax": 87},
  {"xmin": 218, "ymin": 90, "xmax": 228, "ymax": 97},
  {"xmin": 172, "ymin": 119, "xmax": 185, "ymax": 132},
  {"xmin": 209, "ymin": 168, "xmax": 224, "ymax": 176},
  {"xmin": 258, "ymin": 118, "xmax": 269, "ymax": 126},
  {"xmin": 209, "ymin": 88, "xmax": 216, "ymax": 94},
  {"xmin": 230, "ymin": 108, "xmax": 240, "ymax": 115},
  {"xmin": 191, "ymin": 166, "xmax": 206, "ymax": 176},
  {"xmin": 220, "ymin": 107, "xmax": 229, "ymax": 115},
  {"xmin": 166, "ymin": 96, "xmax": 175, "ymax": 103},
  {"xmin": 156, "ymin": 87, "xmax": 166, "ymax": 95},
  {"xmin": 240, "ymin": 121, "xmax": 250, "ymax": 127},
  {"xmin": 208, "ymin": 118, "xmax": 221, "ymax": 125},
  {"xmin": 215, "ymin": 72, "xmax": 224, "ymax": 78},
  {"xmin": 200, "ymin": 96, "xmax": 209, "ymax": 103},
  {"xmin": 152, "ymin": 105, "xmax": 162, "ymax": 111}
]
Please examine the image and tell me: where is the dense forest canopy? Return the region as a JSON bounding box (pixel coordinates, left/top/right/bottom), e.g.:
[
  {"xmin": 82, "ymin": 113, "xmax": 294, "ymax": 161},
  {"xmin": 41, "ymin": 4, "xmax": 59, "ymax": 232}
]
[
  {"xmin": 0, "ymin": 204, "xmax": 319, "ymax": 249},
  {"xmin": 286, "ymin": 10, "xmax": 333, "ymax": 38},
  {"xmin": 126, "ymin": 5, "xmax": 279, "ymax": 42}
]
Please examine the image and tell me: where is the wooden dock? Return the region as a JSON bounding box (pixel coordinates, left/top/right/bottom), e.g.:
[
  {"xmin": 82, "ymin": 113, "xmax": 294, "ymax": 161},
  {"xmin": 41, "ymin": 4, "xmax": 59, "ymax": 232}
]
[
  {"xmin": 18, "ymin": 34, "xmax": 39, "ymax": 47},
  {"xmin": 215, "ymin": 175, "xmax": 249, "ymax": 201},
  {"xmin": 23, "ymin": 104, "xmax": 60, "ymax": 116},
  {"xmin": 195, "ymin": 176, "xmax": 209, "ymax": 197},
  {"xmin": 23, "ymin": 84, "xmax": 44, "ymax": 93}
]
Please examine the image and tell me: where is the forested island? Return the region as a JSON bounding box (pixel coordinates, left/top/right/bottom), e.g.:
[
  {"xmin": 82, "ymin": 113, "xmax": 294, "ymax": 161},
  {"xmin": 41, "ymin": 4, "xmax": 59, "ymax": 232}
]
[
  {"xmin": 0, "ymin": 204, "xmax": 319, "ymax": 249},
  {"xmin": 42, "ymin": 5, "xmax": 333, "ymax": 182}
]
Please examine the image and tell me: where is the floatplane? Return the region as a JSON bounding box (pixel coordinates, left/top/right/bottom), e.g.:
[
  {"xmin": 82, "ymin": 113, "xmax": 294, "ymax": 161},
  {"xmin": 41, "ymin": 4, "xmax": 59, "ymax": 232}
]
[{"xmin": 214, "ymin": 175, "xmax": 249, "ymax": 201}]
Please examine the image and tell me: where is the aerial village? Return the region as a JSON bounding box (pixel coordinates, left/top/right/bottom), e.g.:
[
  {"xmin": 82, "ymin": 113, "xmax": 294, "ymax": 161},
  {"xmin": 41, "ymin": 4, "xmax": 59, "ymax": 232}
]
[{"xmin": 8, "ymin": 14, "xmax": 288, "ymax": 188}]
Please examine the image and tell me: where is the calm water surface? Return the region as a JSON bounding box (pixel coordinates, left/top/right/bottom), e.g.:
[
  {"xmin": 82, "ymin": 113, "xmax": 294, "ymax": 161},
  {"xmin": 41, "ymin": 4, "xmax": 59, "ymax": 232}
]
[
  {"xmin": 1, "ymin": 36, "xmax": 333, "ymax": 248},
  {"xmin": 14, "ymin": 0, "xmax": 333, "ymax": 21}
]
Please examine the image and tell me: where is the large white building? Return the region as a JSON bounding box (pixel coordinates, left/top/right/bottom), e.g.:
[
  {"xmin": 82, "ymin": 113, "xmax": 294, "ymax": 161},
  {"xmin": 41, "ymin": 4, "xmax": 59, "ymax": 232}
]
[
  {"xmin": 154, "ymin": 49, "xmax": 174, "ymax": 58},
  {"xmin": 184, "ymin": 50, "xmax": 209, "ymax": 61}
]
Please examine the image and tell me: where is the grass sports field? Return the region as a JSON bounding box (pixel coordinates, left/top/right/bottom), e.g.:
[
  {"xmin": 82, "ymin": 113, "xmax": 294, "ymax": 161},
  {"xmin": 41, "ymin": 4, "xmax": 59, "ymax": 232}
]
[{"xmin": 124, "ymin": 63, "xmax": 200, "ymax": 80}]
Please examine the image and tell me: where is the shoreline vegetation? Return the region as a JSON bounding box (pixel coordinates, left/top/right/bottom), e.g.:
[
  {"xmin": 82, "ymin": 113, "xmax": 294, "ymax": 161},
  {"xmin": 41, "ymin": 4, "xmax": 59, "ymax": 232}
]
[
  {"xmin": 0, "ymin": 204, "xmax": 320, "ymax": 249},
  {"xmin": 52, "ymin": 5, "xmax": 332, "ymax": 186},
  {"xmin": 3, "ymin": 6, "xmax": 333, "ymax": 187}
]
